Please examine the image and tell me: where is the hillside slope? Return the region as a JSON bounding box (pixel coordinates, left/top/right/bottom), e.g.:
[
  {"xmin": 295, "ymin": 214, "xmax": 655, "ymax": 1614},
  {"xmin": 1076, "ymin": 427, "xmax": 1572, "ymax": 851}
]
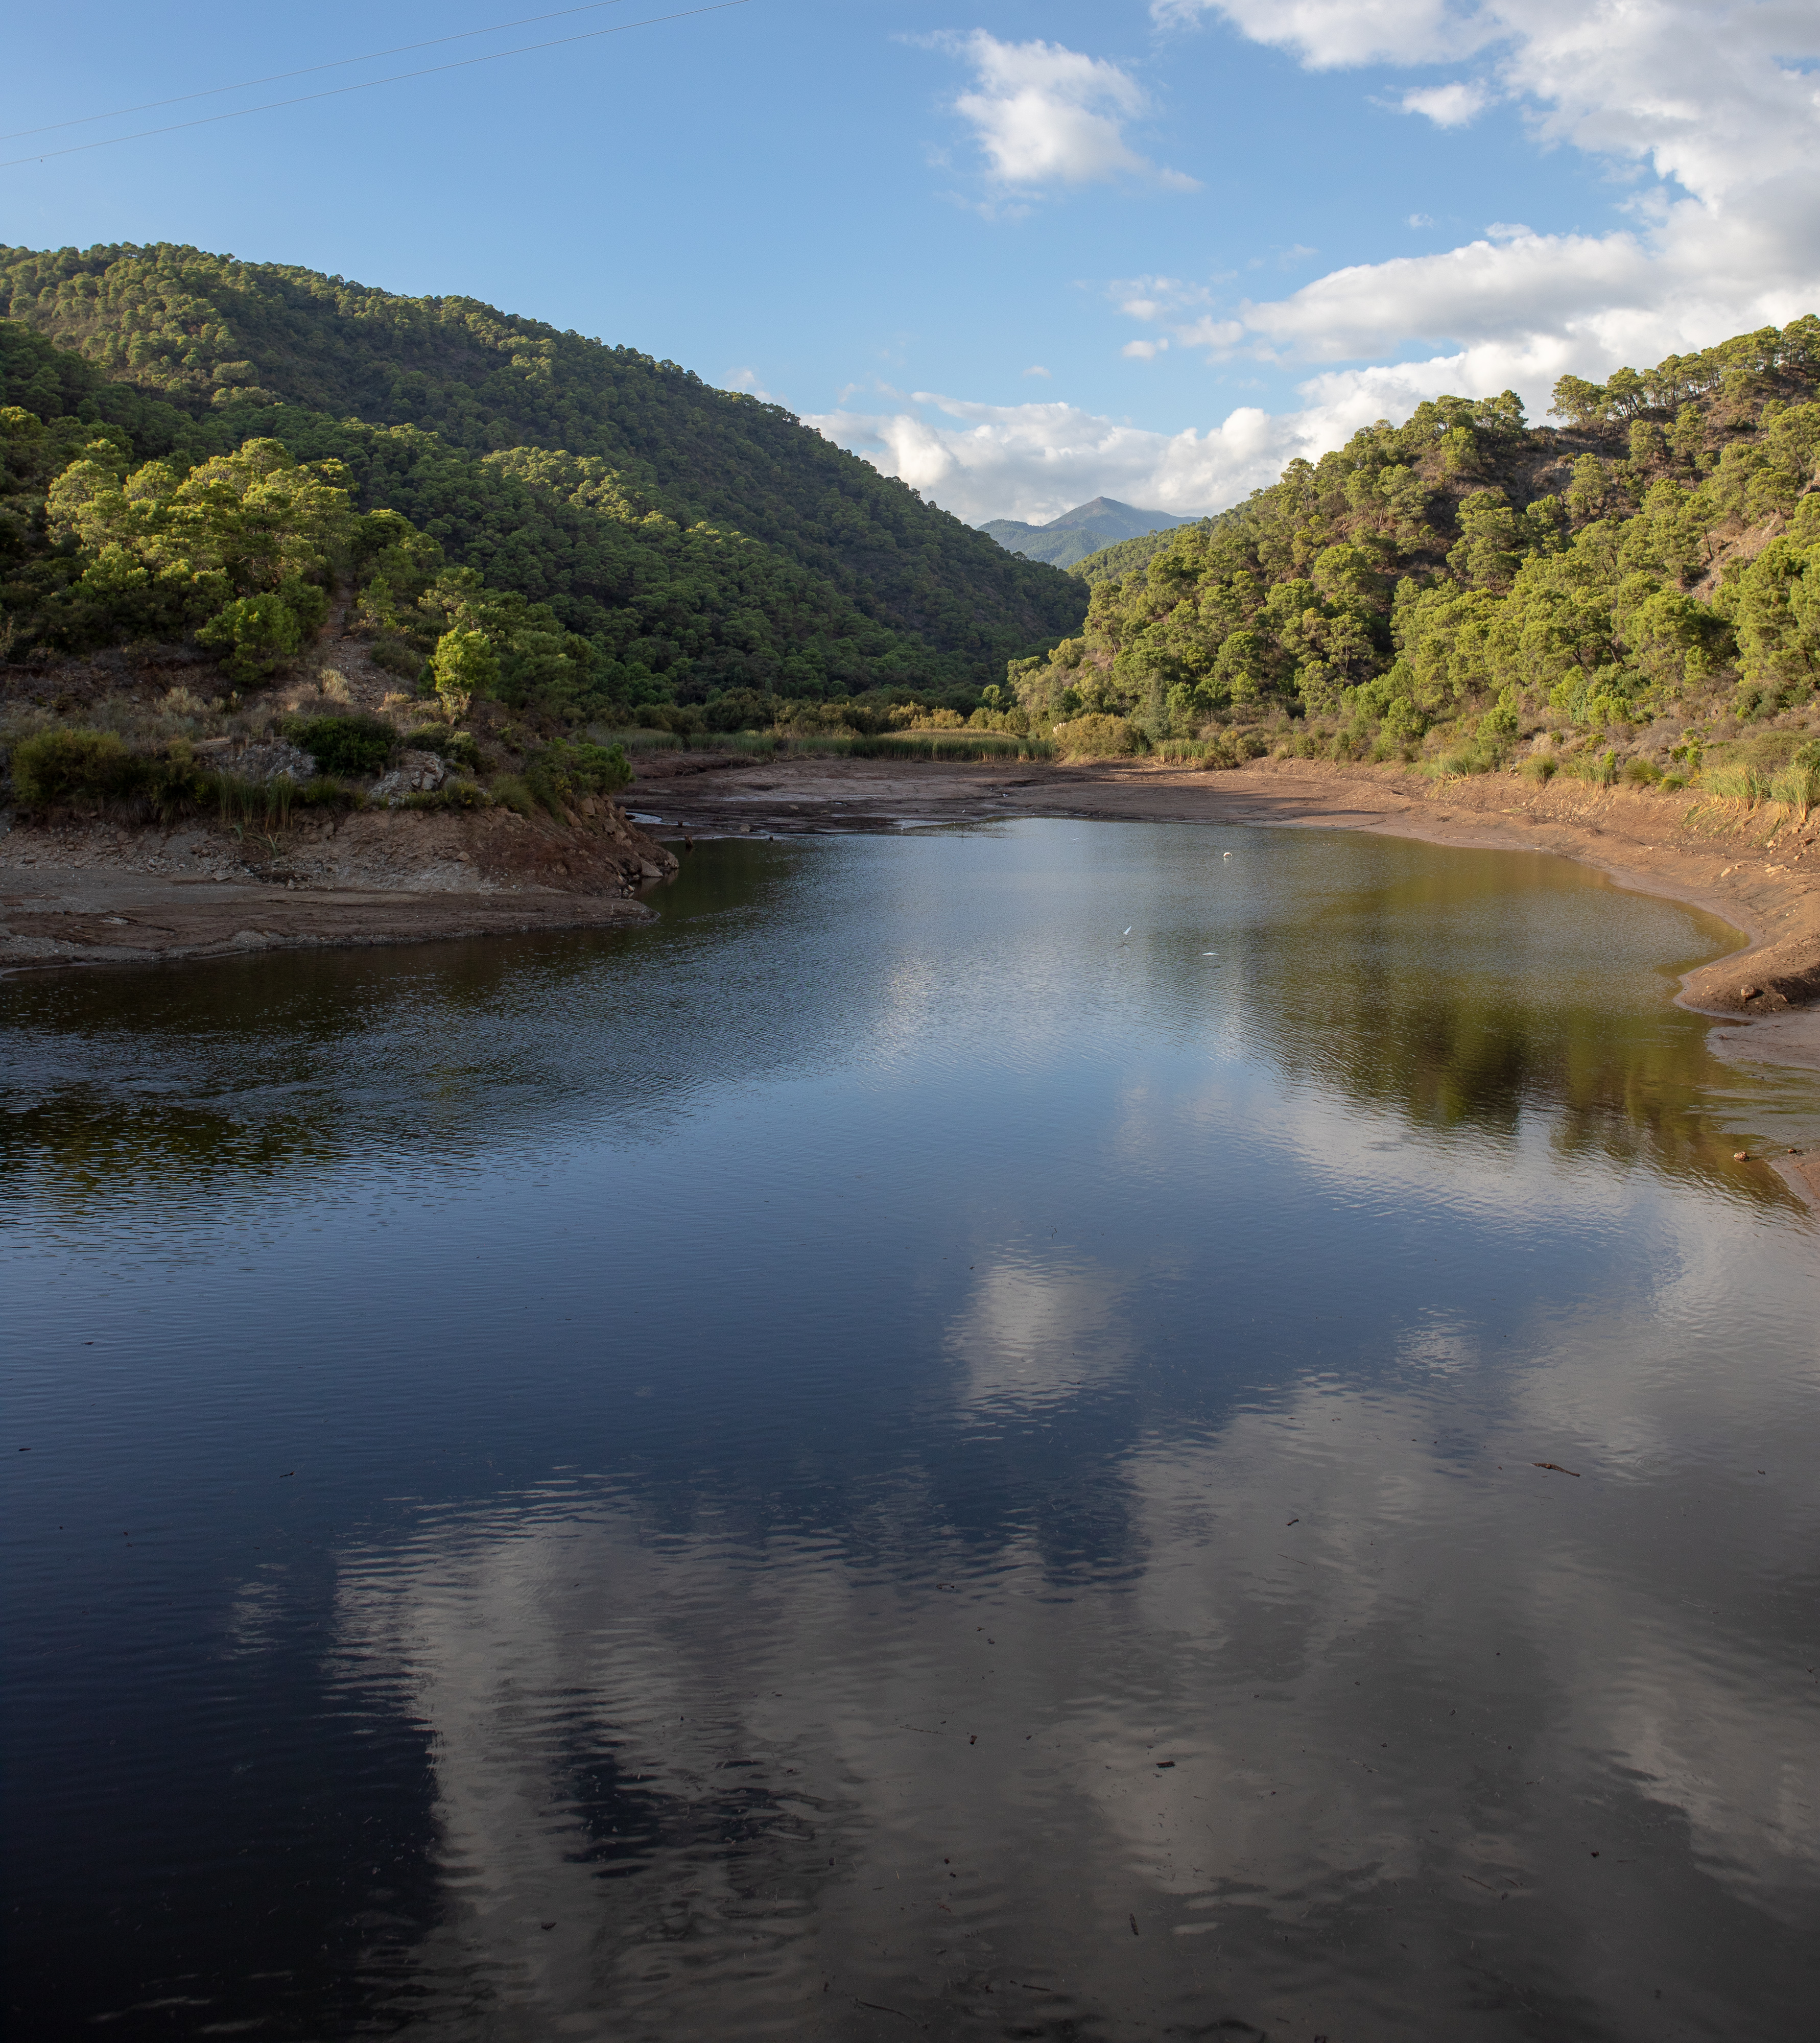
[
  {"xmin": 1012, "ymin": 319, "xmax": 1820, "ymax": 793},
  {"xmin": 1068, "ymin": 514, "xmax": 1239, "ymax": 588},
  {"xmin": 1, "ymin": 242, "xmax": 1086, "ymax": 703}
]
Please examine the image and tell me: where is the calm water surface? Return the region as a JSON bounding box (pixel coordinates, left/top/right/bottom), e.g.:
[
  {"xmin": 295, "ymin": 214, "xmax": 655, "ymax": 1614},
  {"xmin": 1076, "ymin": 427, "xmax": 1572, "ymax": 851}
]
[{"xmin": 4, "ymin": 819, "xmax": 1817, "ymax": 2042}]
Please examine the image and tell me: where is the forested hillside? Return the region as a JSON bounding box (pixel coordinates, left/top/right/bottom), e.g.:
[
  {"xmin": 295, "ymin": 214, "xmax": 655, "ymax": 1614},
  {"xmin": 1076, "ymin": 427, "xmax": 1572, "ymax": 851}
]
[
  {"xmin": 1015, "ymin": 320, "xmax": 1820, "ymax": 782},
  {"xmin": 0, "ymin": 242, "xmax": 1085, "ymax": 708},
  {"xmin": 1069, "ymin": 515, "xmax": 1227, "ymax": 588}
]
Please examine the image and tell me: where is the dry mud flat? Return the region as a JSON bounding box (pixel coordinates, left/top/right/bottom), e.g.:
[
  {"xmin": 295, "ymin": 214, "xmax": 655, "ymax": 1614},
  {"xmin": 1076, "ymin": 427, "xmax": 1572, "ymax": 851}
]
[{"xmin": 0, "ymin": 798, "xmax": 673, "ymax": 969}]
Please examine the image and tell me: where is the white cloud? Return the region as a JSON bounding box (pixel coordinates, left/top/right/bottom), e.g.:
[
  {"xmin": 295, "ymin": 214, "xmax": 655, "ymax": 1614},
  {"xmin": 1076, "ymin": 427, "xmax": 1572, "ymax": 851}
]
[
  {"xmin": 722, "ymin": 367, "xmax": 776, "ymax": 401},
  {"xmin": 1144, "ymin": 0, "xmax": 1820, "ymax": 368},
  {"xmin": 1162, "ymin": 2, "xmax": 1820, "ymax": 203},
  {"xmin": 1152, "ymin": 0, "xmax": 1493, "ymax": 67},
  {"xmin": 1122, "ymin": 337, "xmax": 1168, "ymax": 358},
  {"xmin": 807, "ymin": 388, "xmax": 1317, "ymax": 525},
  {"xmin": 1400, "ymin": 78, "xmax": 1491, "ymax": 125},
  {"xmin": 933, "ymin": 31, "xmax": 1200, "ymax": 194},
  {"xmin": 1023, "ymin": 363, "xmax": 1053, "ymax": 377},
  {"xmin": 828, "ymin": 4, "xmax": 1820, "ymax": 522},
  {"xmin": 1408, "ymin": 211, "xmax": 1436, "ymax": 226}
]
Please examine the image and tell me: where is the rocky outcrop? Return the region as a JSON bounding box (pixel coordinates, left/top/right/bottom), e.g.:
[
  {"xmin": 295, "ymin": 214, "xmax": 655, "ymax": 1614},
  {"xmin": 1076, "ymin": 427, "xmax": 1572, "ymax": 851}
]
[{"xmin": 369, "ymin": 750, "xmax": 451, "ymax": 802}]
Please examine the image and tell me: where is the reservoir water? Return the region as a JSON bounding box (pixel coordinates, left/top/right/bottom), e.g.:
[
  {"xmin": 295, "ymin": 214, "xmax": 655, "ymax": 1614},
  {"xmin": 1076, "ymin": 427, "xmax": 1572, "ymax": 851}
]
[{"xmin": 4, "ymin": 818, "xmax": 1817, "ymax": 2041}]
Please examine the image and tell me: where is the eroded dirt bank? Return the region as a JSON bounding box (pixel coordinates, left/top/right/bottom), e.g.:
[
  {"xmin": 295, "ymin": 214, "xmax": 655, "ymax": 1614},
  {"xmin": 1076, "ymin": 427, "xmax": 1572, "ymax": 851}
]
[{"xmin": 0, "ymin": 796, "xmax": 674, "ymax": 969}]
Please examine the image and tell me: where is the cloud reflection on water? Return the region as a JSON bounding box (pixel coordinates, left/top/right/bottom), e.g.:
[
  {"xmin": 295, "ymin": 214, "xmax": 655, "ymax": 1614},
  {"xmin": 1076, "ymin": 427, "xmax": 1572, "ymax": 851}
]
[{"xmin": 327, "ymin": 1217, "xmax": 1818, "ymax": 2038}]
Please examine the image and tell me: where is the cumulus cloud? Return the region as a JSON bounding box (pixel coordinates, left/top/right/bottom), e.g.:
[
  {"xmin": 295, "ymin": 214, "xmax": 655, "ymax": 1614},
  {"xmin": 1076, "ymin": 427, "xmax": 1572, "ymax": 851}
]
[
  {"xmin": 1122, "ymin": 337, "xmax": 1168, "ymax": 358},
  {"xmin": 1163, "ymin": 0, "xmax": 1820, "ymax": 361},
  {"xmin": 1400, "ymin": 78, "xmax": 1491, "ymax": 125},
  {"xmin": 1152, "ymin": 0, "xmax": 1493, "ymax": 67},
  {"xmin": 1162, "ymin": 1, "xmax": 1820, "ymax": 201},
  {"xmin": 806, "ymin": 388, "xmax": 1324, "ymax": 525},
  {"xmin": 833, "ymin": 5, "xmax": 1820, "ymax": 521},
  {"xmin": 933, "ymin": 31, "xmax": 1199, "ymax": 194}
]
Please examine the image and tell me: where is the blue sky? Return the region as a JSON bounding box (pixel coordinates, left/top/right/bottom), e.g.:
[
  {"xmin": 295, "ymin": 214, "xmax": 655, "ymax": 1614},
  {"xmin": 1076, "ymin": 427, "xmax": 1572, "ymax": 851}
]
[{"xmin": 6, "ymin": 2, "xmax": 1818, "ymax": 522}]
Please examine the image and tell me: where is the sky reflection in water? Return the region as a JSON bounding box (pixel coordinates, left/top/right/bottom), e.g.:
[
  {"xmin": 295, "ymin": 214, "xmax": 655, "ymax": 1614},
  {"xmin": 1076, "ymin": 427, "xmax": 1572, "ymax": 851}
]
[{"xmin": 4, "ymin": 820, "xmax": 1816, "ymax": 2041}]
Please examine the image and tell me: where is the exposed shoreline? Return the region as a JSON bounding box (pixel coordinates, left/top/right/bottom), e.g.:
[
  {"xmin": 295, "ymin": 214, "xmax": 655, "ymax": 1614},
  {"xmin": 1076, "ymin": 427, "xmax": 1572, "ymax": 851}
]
[
  {"xmin": 0, "ymin": 797, "xmax": 670, "ymax": 970},
  {"xmin": 629, "ymin": 749, "xmax": 1820, "ymax": 1208},
  {"xmin": 5, "ymin": 752, "xmax": 1817, "ymax": 1204}
]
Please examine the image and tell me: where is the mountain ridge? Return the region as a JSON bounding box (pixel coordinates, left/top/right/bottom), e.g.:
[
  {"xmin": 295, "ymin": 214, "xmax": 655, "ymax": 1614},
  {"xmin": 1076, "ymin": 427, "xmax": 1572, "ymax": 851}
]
[{"xmin": 980, "ymin": 496, "xmax": 1200, "ymax": 571}]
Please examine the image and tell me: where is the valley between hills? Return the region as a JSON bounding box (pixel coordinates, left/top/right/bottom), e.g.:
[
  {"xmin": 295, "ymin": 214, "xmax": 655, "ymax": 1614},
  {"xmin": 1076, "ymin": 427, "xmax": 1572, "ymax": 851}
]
[{"xmin": 4, "ymin": 244, "xmax": 1819, "ymax": 1187}]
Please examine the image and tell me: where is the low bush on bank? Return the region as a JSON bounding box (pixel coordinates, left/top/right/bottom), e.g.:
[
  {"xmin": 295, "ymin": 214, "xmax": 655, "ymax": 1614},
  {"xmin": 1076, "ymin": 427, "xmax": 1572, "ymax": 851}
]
[
  {"xmin": 520, "ymin": 740, "xmax": 632, "ymax": 818},
  {"xmin": 488, "ymin": 772, "xmax": 537, "ymax": 817},
  {"xmin": 751, "ymin": 730, "xmax": 1053, "ymax": 762},
  {"xmin": 284, "ymin": 712, "xmax": 398, "ymax": 777},
  {"xmin": 1423, "ymin": 739, "xmax": 1508, "ymax": 779},
  {"xmin": 295, "ymin": 774, "xmax": 364, "ymax": 812},
  {"xmin": 10, "ymin": 727, "xmax": 139, "ymax": 807},
  {"xmin": 5, "ymin": 725, "xmax": 369, "ymax": 823},
  {"xmin": 587, "ymin": 726, "xmax": 683, "ymax": 753},
  {"xmin": 714, "ymin": 732, "xmax": 779, "ymax": 756},
  {"xmin": 1704, "ymin": 743, "xmax": 1820, "ymax": 814},
  {"xmin": 1050, "ymin": 715, "xmax": 1139, "ymax": 759},
  {"xmin": 10, "ymin": 728, "xmax": 220, "ymax": 821}
]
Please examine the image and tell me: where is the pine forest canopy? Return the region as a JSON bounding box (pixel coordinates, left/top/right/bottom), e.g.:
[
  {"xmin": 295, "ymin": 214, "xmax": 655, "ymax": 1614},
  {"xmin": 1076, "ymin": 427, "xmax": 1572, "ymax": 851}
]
[
  {"xmin": 0, "ymin": 241, "xmax": 1086, "ymax": 716},
  {"xmin": 1014, "ymin": 318, "xmax": 1820, "ymax": 769}
]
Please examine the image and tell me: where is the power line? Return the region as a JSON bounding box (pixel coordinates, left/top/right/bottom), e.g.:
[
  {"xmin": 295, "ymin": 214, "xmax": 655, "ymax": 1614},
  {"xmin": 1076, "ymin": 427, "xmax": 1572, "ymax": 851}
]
[
  {"xmin": 0, "ymin": 2, "xmax": 749, "ymax": 172},
  {"xmin": 0, "ymin": 0, "xmax": 637, "ymax": 144}
]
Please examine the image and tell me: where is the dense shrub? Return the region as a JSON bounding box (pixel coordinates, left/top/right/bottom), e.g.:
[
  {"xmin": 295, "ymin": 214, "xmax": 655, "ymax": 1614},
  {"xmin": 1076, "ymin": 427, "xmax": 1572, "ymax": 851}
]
[
  {"xmin": 9, "ymin": 727, "xmax": 138, "ymax": 805},
  {"xmin": 196, "ymin": 592, "xmax": 303, "ymax": 679},
  {"xmin": 488, "ymin": 772, "xmax": 536, "ymax": 817},
  {"xmin": 295, "ymin": 775, "xmax": 364, "ymax": 810},
  {"xmin": 400, "ymin": 779, "xmax": 490, "ymax": 811},
  {"xmin": 1050, "ymin": 714, "xmax": 1140, "ymax": 758},
  {"xmin": 285, "ymin": 712, "xmax": 398, "ymax": 776},
  {"xmin": 521, "ymin": 739, "xmax": 632, "ymax": 816}
]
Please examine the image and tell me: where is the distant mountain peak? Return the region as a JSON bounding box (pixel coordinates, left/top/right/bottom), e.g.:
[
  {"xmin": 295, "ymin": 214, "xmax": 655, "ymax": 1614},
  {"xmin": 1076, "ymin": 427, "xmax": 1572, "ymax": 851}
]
[{"xmin": 977, "ymin": 495, "xmax": 1202, "ymax": 570}]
